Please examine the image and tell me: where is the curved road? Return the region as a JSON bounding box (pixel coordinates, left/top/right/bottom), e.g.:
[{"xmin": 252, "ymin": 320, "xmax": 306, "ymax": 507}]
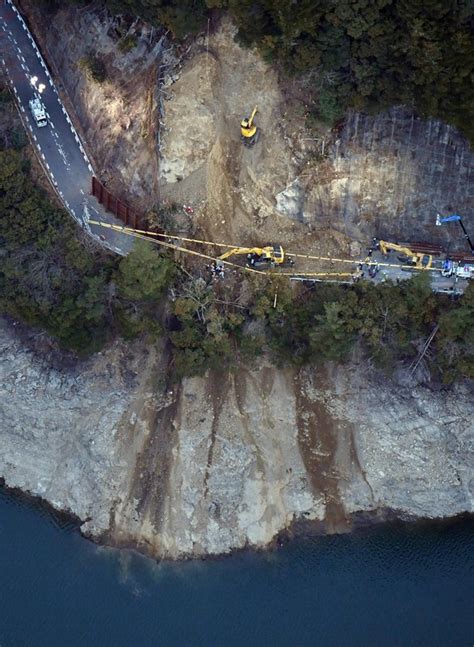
[{"xmin": 0, "ymin": 0, "xmax": 132, "ymax": 254}]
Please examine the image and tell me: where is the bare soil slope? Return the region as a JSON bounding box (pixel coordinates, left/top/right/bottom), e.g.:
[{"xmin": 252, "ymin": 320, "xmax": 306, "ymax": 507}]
[
  {"xmin": 159, "ymin": 19, "xmax": 473, "ymax": 257},
  {"xmin": 159, "ymin": 18, "xmax": 348, "ymax": 259}
]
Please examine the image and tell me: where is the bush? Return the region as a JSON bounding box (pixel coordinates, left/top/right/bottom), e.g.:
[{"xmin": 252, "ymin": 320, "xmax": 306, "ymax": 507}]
[{"xmin": 79, "ymin": 54, "xmax": 107, "ymax": 84}]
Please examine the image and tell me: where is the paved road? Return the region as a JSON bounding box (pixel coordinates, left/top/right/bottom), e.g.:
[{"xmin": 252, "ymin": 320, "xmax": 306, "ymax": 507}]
[
  {"xmin": 0, "ymin": 0, "xmax": 132, "ymax": 254},
  {"xmin": 359, "ymin": 250, "xmax": 469, "ymax": 294}
]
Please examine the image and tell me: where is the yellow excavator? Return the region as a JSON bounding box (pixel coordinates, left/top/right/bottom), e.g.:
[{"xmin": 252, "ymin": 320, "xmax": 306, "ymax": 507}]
[
  {"xmin": 218, "ymin": 243, "xmax": 293, "ymax": 269},
  {"xmin": 377, "ymin": 240, "xmax": 433, "ymax": 269},
  {"xmin": 240, "ymin": 106, "xmax": 259, "ymax": 147}
]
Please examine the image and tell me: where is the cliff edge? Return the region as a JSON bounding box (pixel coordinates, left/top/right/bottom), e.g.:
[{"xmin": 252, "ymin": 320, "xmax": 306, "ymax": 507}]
[{"xmin": 1, "ymin": 318, "xmax": 472, "ymax": 559}]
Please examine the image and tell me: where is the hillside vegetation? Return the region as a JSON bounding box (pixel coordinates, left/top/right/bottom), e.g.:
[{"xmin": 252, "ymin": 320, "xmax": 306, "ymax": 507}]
[{"xmin": 84, "ymin": 0, "xmax": 474, "ymax": 141}]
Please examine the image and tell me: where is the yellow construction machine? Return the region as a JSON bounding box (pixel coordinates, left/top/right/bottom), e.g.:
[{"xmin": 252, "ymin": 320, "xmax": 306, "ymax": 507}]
[
  {"xmin": 240, "ymin": 106, "xmax": 259, "ymax": 147},
  {"xmin": 377, "ymin": 240, "xmax": 433, "ymax": 269},
  {"xmin": 219, "ymin": 243, "xmax": 293, "ymax": 269}
]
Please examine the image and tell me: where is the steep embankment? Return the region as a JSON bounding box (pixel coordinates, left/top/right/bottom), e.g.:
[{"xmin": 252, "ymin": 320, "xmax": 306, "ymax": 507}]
[
  {"xmin": 3, "ymin": 7, "xmax": 472, "ymax": 559},
  {"xmin": 1, "ymin": 319, "xmax": 472, "ymax": 559}
]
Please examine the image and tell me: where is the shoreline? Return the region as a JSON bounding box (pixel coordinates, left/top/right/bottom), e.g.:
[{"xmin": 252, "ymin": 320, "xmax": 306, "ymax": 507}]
[{"xmin": 2, "ymin": 480, "xmax": 472, "ymax": 563}]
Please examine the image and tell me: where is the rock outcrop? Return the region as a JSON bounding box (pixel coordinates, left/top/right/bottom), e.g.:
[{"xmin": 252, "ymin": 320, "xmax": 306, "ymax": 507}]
[{"xmin": 1, "ymin": 318, "xmax": 472, "ymax": 559}]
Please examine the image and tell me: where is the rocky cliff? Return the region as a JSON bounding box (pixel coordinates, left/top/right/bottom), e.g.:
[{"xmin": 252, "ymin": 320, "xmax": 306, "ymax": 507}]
[{"xmin": 1, "ymin": 318, "xmax": 472, "ymax": 559}]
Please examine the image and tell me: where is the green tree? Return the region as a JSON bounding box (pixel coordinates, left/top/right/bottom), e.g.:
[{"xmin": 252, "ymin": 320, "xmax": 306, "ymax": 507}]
[{"xmin": 116, "ymin": 239, "xmax": 175, "ymax": 301}]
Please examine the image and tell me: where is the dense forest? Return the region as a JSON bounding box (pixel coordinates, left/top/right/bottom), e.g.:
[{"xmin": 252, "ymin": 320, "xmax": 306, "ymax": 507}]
[{"xmin": 80, "ymin": 0, "xmax": 474, "ymax": 141}]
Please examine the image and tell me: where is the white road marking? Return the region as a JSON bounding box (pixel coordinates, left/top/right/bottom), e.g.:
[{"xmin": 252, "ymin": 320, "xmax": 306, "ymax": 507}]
[{"xmin": 2, "ymin": 5, "xmax": 114, "ymax": 249}]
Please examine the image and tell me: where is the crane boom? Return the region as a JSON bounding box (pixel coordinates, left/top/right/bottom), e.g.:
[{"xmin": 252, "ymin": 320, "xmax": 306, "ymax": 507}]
[{"xmin": 436, "ymin": 213, "xmax": 474, "ymax": 254}]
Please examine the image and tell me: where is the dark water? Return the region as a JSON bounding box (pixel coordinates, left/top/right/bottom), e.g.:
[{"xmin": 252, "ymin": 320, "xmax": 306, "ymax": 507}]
[{"xmin": 0, "ymin": 490, "xmax": 473, "ymax": 647}]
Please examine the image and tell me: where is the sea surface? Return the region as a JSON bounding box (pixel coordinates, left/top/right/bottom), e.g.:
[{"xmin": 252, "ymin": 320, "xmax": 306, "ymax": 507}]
[{"xmin": 0, "ymin": 488, "xmax": 473, "ymax": 647}]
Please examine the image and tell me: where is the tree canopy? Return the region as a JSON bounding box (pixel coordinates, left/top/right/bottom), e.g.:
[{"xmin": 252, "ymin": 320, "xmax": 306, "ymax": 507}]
[
  {"xmin": 223, "ymin": 0, "xmax": 474, "ymax": 140},
  {"xmin": 32, "ymin": 0, "xmax": 473, "ymax": 138}
]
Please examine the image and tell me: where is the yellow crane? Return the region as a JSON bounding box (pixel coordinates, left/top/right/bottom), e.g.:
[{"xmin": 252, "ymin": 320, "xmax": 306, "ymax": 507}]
[
  {"xmin": 377, "ymin": 240, "xmax": 433, "ymax": 269},
  {"xmin": 240, "ymin": 106, "xmax": 259, "ymax": 146},
  {"xmin": 218, "ymin": 243, "xmax": 293, "ymax": 269}
]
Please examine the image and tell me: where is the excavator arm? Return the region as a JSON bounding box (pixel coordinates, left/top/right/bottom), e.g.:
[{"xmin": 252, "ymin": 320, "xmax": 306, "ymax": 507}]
[
  {"xmin": 219, "ymin": 247, "xmax": 266, "ymax": 261},
  {"xmin": 378, "ymin": 240, "xmax": 415, "ymax": 257},
  {"xmin": 240, "ymin": 106, "xmax": 259, "ymax": 145},
  {"xmin": 378, "ymin": 240, "xmax": 432, "ymax": 269},
  {"xmin": 247, "ymin": 106, "xmax": 258, "ymax": 128},
  {"xmin": 218, "ymin": 244, "xmax": 288, "ymax": 267}
]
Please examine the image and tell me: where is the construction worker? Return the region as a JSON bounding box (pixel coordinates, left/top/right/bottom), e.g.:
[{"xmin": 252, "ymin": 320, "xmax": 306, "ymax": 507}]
[{"xmin": 207, "ymin": 261, "xmax": 225, "ymax": 280}]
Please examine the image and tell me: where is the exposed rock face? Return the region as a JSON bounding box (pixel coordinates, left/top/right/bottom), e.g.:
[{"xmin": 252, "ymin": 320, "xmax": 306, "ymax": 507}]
[
  {"xmin": 0, "ymin": 320, "xmax": 160, "ymax": 534},
  {"xmin": 110, "ymin": 368, "xmax": 323, "ymax": 557},
  {"xmin": 1, "ymin": 319, "xmax": 472, "ymax": 559},
  {"xmin": 304, "ymin": 109, "xmax": 474, "ymax": 246},
  {"xmin": 158, "ymin": 19, "xmax": 473, "ymax": 257}
]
